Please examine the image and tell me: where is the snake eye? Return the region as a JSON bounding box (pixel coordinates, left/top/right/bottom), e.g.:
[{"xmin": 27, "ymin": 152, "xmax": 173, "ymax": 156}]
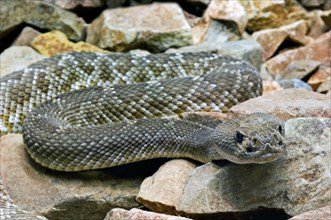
[{"xmin": 235, "ymin": 131, "xmax": 244, "ymax": 143}]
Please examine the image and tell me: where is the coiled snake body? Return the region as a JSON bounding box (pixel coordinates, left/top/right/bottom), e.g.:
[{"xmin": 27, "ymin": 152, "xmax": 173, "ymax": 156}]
[{"xmin": 0, "ymin": 52, "xmax": 285, "ymax": 218}]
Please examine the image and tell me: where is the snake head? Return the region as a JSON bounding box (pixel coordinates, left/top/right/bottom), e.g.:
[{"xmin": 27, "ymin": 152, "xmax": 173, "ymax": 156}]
[{"xmin": 211, "ymin": 113, "xmax": 286, "ymax": 164}]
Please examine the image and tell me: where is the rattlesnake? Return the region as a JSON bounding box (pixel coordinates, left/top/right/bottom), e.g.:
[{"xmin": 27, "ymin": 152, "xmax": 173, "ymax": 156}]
[{"xmin": 0, "ymin": 52, "xmax": 285, "ymax": 218}]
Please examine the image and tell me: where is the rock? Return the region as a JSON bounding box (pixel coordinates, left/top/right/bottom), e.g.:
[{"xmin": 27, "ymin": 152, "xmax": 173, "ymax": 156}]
[
  {"xmin": 231, "ymin": 89, "xmax": 331, "ymax": 121},
  {"xmin": 262, "ymin": 31, "xmax": 331, "ymax": 78},
  {"xmin": 105, "ymin": 208, "xmax": 193, "ymax": 220},
  {"xmin": 0, "ymin": 134, "xmax": 142, "ymax": 220},
  {"xmin": 31, "ymin": 30, "xmax": 108, "ymax": 57},
  {"xmin": 0, "ymin": 0, "xmax": 85, "ymax": 41},
  {"xmin": 193, "ymin": 19, "xmax": 241, "ymax": 46},
  {"xmin": 137, "ymin": 160, "xmax": 197, "ymax": 214},
  {"xmin": 307, "ymin": 10, "xmax": 329, "ymax": 38},
  {"xmin": 86, "ymin": 3, "xmax": 192, "ymax": 52},
  {"xmin": 0, "ymin": 46, "xmax": 46, "ymax": 77},
  {"xmin": 289, "ymin": 206, "xmax": 331, "ymax": 220},
  {"xmin": 137, "ymin": 118, "xmax": 331, "ymax": 218},
  {"xmin": 45, "ymin": 0, "xmax": 105, "ymax": 10},
  {"xmin": 262, "ymin": 81, "xmax": 284, "ymax": 95},
  {"xmin": 277, "ymin": 79, "xmax": 313, "ymax": 91},
  {"xmin": 308, "ymin": 65, "xmax": 331, "ymax": 90},
  {"xmin": 191, "ymin": 0, "xmax": 246, "ymax": 45},
  {"xmin": 321, "ymin": 10, "xmax": 331, "ymax": 28},
  {"xmin": 297, "ymin": 0, "xmax": 331, "ymax": 10},
  {"xmin": 281, "ymin": 60, "xmax": 321, "ymax": 79},
  {"xmin": 239, "ymin": 0, "xmax": 309, "ymax": 32},
  {"xmin": 317, "ymin": 76, "xmax": 331, "ymax": 93},
  {"xmin": 252, "ymin": 20, "xmax": 312, "ymax": 61},
  {"xmin": 12, "ymin": 27, "xmax": 41, "ymax": 46},
  {"xmin": 205, "ymin": 0, "xmax": 247, "ymax": 34},
  {"xmin": 167, "ymin": 39, "xmax": 263, "ymax": 69}
]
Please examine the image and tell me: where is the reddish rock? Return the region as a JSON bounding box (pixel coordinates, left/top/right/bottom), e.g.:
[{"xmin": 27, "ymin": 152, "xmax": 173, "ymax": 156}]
[
  {"xmin": 252, "ymin": 20, "xmax": 312, "ymax": 60},
  {"xmin": 308, "ymin": 64, "xmax": 331, "ymax": 90},
  {"xmin": 262, "ymin": 31, "xmax": 331, "ymax": 78}
]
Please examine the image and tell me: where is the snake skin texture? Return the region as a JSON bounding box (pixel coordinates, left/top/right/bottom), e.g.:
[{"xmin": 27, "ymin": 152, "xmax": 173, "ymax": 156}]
[{"xmin": 0, "ymin": 52, "xmax": 286, "ymax": 218}]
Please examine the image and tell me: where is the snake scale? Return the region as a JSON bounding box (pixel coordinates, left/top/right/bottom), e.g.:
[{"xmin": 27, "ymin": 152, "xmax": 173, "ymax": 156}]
[{"xmin": 0, "ymin": 52, "xmax": 285, "ymax": 218}]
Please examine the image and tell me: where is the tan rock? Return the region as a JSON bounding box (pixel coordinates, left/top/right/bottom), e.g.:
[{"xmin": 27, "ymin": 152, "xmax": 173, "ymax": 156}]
[
  {"xmin": 31, "ymin": 30, "xmax": 108, "ymax": 57},
  {"xmin": 262, "ymin": 31, "xmax": 331, "ymax": 78},
  {"xmin": 86, "ymin": 3, "xmax": 192, "ymax": 52},
  {"xmin": 262, "ymin": 80, "xmax": 284, "ymax": 95},
  {"xmin": 137, "ymin": 159, "xmax": 197, "ymax": 214},
  {"xmin": 230, "ymin": 88, "xmax": 331, "ymax": 121},
  {"xmin": 0, "ymin": 134, "xmax": 142, "ymax": 219},
  {"xmin": 239, "ymin": 0, "xmax": 309, "ymax": 32},
  {"xmin": 105, "ymin": 208, "xmax": 192, "ymax": 220},
  {"xmin": 137, "ymin": 118, "xmax": 331, "ymax": 218},
  {"xmin": 317, "ymin": 76, "xmax": 331, "ymax": 93},
  {"xmin": 45, "ymin": 0, "xmax": 105, "ymax": 9},
  {"xmin": 289, "ymin": 206, "xmax": 331, "ymax": 220},
  {"xmin": 12, "ymin": 27, "xmax": 41, "ymax": 46},
  {"xmin": 0, "ymin": 46, "xmax": 45, "ymax": 77},
  {"xmin": 252, "ymin": 20, "xmax": 312, "ymax": 60},
  {"xmin": 307, "ymin": 10, "xmax": 329, "ymax": 38},
  {"xmin": 308, "ymin": 65, "xmax": 331, "ymax": 90}
]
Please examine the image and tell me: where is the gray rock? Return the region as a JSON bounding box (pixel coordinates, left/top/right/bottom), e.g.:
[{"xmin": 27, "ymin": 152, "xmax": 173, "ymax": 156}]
[
  {"xmin": 0, "ymin": 46, "xmax": 45, "ymax": 77},
  {"xmin": 230, "ymin": 89, "xmax": 331, "ymax": 121},
  {"xmin": 167, "ymin": 40, "xmax": 263, "ymax": 69},
  {"xmin": 137, "ymin": 118, "xmax": 331, "ymax": 218},
  {"xmin": 0, "ymin": 0, "xmax": 85, "ymax": 41},
  {"xmin": 105, "ymin": 208, "xmax": 192, "ymax": 220},
  {"xmin": 0, "ymin": 134, "xmax": 142, "ymax": 220},
  {"xmin": 86, "ymin": 3, "xmax": 192, "ymax": 52},
  {"xmin": 277, "ymin": 79, "xmax": 313, "ymax": 91},
  {"xmin": 282, "ymin": 60, "xmax": 321, "ymax": 80}
]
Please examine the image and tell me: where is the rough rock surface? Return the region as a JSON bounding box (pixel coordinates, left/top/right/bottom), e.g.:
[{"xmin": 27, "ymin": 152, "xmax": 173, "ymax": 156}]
[
  {"xmin": 252, "ymin": 20, "xmax": 311, "ymax": 60},
  {"xmin": 308, "ymin": 65, "xmax": 331, "ymax": 91},
  {"xmin": 12, "ymin": 27, "xmax": 41, "ymax": 46},
  {"xmin": 231, "ymin": 88, "xmax": 331, "ymax": 121},
  {"xmin": 0, "ymin": 46, "xmax": 45, "ymax": 77},
  {"xmin": 262, "ymin": 81, "xmax": 284, "ymax": 95},
  {"xmin": 289, "ymin": 205, "xmax": 331, "ymax": 220},
  {"xmin": 0, "ymin": 0, "xmax": 85, "ymax": 41},
  {"xmin": 86, "ymin": 3, "xmax": 192, "ymax": 52},
  {"xmin": 262, "ymin": 31, "xmax": 331, "ymax": 78},
  {"xmin": 0, "ymin": 134, "xmax": 142, "ymax": 220},
  {"xmin": 239, "ymin": 0, "xmax": 308, "ymax": 32},
  {"xmin": 167, "ymin": 39, "xmax": 263, "ymax": 69},
  {"xmin": 105, "ymin": 208, "xmax": 192, "ymax": 220},
  {"xmin": 281, "ymin": 60, "xmax": 321, "ymax": 80},
  {"xmin": 137, "ymin": 118, "xmax": 331, "ymax": 218},
  {"xmin": 31, "ymin": 30, "xmax": 107, "ymax": 57}
]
